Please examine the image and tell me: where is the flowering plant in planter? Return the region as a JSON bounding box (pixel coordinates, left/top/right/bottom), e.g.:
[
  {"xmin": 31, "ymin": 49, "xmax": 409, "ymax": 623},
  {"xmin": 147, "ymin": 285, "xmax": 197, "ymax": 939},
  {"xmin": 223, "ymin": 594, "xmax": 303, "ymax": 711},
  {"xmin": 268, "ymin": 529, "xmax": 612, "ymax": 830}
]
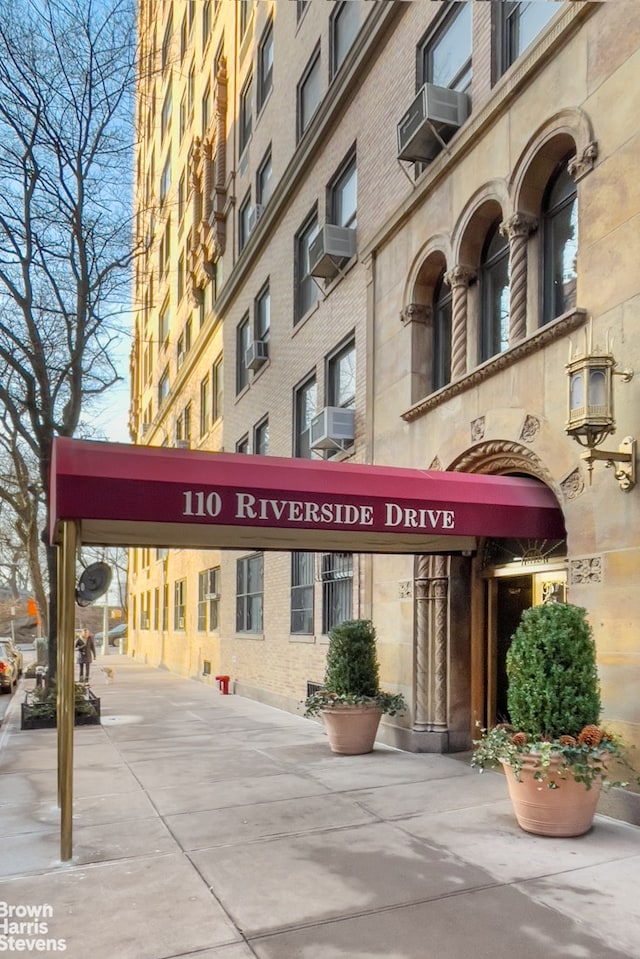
[{"xmin": 472, "ymin": 602, "xmax": 638, "ymax": 792}]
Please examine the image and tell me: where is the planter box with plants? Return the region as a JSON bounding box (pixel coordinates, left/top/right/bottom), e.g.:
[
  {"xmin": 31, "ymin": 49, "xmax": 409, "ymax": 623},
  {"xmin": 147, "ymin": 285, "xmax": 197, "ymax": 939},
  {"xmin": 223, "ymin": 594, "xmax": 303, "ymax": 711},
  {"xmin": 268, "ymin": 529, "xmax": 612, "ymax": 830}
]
[
  {"xmin": 473, "ymin": 602, "xmax": 638, "ymax": 837},
  {"xmin": 304, "ymin": 619, "xmax": 406, "ymax": 755},
  {"xmin": 21, "ymin": 682, "xmax": 101, "ymax": 730}
]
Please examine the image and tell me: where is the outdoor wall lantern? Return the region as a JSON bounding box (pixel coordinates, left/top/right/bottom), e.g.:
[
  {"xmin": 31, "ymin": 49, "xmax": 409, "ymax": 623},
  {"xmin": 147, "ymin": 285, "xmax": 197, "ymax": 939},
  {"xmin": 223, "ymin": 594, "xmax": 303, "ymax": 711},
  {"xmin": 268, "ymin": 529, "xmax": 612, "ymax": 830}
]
[{"xmin": 566, "ymin": 321, "xmax": 635, "ymax": 491}]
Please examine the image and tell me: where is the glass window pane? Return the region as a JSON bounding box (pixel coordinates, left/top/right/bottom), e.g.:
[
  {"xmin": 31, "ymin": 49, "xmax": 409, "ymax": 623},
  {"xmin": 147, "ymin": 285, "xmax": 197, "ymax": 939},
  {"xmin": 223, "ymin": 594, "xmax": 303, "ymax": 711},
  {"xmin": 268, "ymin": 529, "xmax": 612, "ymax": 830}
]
[{"xmin": 429, "ymin": 4, "xmax": 472, "ymax": 91}]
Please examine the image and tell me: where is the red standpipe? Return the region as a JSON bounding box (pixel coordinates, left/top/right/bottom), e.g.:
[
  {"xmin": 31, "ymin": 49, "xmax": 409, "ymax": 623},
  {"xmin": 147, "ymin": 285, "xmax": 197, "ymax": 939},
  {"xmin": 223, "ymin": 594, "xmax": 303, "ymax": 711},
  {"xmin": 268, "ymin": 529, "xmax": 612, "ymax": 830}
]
[{"xmin": 215, "ymin": 674, "xmax": 230, "ymax": 695}]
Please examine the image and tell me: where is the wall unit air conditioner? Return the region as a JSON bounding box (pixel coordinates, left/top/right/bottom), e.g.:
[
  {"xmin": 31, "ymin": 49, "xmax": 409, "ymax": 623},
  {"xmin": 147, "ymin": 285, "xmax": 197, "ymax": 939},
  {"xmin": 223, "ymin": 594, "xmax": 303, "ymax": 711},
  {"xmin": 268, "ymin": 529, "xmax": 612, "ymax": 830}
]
[
  {"xmin": 141, "ymin": 422, "xmax": 151, "ymax": 435},
  {"xmin": 245, "ymin": 339, "xmax": 269, "ymax": 371},
  {"xmin": 175, "ymin": 439, "xmax": 191, "ymax": 450},
  {"xmin": 397, "ymin": 83, "xmax": 469, "ymax": 163},
  {"xmin": 248, "ymin": 203, "xmax": 264, "ymax": 234},
  {"xmin": 309, "ymin": 406, "xmax": 355, "ymax": 450},
  {"xmin": 308, "ymin": 225, "xmax": 357, "ymax": 279}
]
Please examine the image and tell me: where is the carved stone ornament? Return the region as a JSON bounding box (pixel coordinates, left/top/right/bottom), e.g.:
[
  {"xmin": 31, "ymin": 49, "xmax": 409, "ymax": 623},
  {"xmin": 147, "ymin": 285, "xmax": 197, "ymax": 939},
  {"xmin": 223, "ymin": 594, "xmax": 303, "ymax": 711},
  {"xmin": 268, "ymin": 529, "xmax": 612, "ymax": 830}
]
[
  {"xmin": 444, "ymin": 265, "xmax": 476, "ymax": 290},
  {"xmin": 499, "ymin": 212, "xmax": 538, "ymax": 242},
  {"xmin": 569, "ymin": 556, "xmax": 602, "ymax": 585},
  {"xmin": 429, "ymin": 455, "xmax": 443, "ymax": 471},
  {"xmin": 520, "ymin": 415, "xmax": 540, "ymax": 443},
  {"xmin": 398, "ymin": 581, "xmax": 413, "ymax": 599},
  {"xmin": 567, "ymin": 141, "xmax": 598, "ymax": 182},
  {"xmin": 470, "ymin": 416, "xmax": 485, "ymax": 442},
  {"xmin": 400, "ymin": 303, "xmax": 431, "ymax": 326},
  {"xmin": 560, "ymin": 467, "xmax": 585, "ymax": 500}
]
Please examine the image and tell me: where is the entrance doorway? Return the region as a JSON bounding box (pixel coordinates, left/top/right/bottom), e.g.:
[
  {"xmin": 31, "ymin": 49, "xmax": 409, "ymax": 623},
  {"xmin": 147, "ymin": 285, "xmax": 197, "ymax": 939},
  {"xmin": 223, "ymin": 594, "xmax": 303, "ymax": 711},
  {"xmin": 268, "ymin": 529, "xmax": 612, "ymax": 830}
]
[{"xmin": 485, "ymin": 561, "xmax": 566, "ymax": 727}]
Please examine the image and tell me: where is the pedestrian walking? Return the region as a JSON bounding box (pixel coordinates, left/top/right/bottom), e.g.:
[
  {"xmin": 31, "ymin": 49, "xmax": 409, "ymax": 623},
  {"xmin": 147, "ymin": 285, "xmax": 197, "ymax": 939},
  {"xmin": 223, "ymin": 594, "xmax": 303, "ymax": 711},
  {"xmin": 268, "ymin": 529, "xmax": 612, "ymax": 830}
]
[{"xmin": 75, "ymin": 628, "xmax": 96, "ymax": 682}]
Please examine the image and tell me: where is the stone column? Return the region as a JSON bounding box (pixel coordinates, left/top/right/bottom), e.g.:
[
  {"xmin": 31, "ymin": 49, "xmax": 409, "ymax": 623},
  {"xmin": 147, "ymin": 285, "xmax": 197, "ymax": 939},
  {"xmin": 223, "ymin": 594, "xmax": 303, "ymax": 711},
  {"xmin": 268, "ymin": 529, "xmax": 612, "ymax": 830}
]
[
  {"xmin": 499, "ymin": 213, "xmax": 537, "ymax": 345},
  {"xmin": 414, "ymin": 554, "xmax": 450, "ymax": 732},
  {"xmin": 444, "ymin": 266, "xmax": 476, "ymax": 379},
  {"xmin": 400, "ymin": 303, "xmax": 431, "ymax": 404}
]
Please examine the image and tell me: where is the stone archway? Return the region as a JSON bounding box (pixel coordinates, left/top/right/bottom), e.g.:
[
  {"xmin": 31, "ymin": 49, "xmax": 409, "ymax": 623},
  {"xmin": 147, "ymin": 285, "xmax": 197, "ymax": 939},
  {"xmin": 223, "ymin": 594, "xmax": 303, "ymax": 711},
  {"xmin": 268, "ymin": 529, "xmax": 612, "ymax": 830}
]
[{"xmin": 412, "ymin": 440, "xmax": 564, "ymax": 751}]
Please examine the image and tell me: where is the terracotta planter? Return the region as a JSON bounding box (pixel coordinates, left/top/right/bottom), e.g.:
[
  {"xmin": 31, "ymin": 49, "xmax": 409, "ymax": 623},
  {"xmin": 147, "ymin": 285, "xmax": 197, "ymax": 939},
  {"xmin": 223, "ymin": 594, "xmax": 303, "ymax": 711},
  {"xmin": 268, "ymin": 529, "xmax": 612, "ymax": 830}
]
[
  {"xmin": 500, "ymin": 754, "xmax": 603, "ymax": 837},
  {"xmin": 320, "ymin": 705, "xmax": 383, "ymax": 755}
]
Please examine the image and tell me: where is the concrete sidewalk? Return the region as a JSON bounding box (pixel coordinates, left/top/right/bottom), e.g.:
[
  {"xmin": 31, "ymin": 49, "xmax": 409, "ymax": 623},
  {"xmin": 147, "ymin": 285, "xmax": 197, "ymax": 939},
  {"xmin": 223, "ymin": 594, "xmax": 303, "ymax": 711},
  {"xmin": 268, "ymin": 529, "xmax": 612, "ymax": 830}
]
[{"xmin": 1, "ymin": 657, "xmax": 639, "ymax": 959}]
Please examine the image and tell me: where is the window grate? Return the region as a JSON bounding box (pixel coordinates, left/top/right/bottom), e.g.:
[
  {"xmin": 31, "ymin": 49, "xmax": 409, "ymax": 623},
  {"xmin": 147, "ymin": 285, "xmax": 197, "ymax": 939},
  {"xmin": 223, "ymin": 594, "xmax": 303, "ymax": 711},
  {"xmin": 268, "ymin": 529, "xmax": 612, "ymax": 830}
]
[
  {"xmin": 306, "ymin": 681, "xmax": 324, "ymax": 697},
  {"xmin": 203, "ymin": 660, "xmax": 212, "ymax": 676}
]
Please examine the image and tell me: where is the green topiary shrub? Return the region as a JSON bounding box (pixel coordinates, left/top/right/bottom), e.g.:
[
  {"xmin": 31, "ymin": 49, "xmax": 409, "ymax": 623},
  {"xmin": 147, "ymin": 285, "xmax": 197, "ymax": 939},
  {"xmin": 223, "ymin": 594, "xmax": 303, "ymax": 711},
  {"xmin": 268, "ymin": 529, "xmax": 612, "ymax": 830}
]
[
  {"xmin": 506, "ymin": 602, "xmax": 601, "ymax": 739},
  {"xmin": 304, "ymin": 619, "xmax": 406, "ymax": 717},
  {"xmin": 324, "ymin": 619, "xmax": 380, "ymax": 698}
]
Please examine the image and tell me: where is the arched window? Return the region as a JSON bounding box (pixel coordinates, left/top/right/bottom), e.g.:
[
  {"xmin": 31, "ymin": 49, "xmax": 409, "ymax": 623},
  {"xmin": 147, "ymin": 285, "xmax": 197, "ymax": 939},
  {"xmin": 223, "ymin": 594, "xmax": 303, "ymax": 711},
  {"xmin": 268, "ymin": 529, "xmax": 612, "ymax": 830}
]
[
  {"xmin": 541, "ymin": 162, "xmax": 577, "ymax": 324},
  {"xmin": 432, "ymin": 273, "xmax": 452, "ymax": 391},
  {"xmin": 479, "ymin": 221, "xmax": 510, "ymax": 362}
]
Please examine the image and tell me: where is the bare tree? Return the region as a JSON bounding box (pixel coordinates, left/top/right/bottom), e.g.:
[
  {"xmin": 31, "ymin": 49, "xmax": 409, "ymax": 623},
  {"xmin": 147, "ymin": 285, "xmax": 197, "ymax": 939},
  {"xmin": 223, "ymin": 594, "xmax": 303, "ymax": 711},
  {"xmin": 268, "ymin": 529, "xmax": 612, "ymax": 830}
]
[{"xmin": 0, "ymin": 0, "xmax": 138, "ymax": 676}]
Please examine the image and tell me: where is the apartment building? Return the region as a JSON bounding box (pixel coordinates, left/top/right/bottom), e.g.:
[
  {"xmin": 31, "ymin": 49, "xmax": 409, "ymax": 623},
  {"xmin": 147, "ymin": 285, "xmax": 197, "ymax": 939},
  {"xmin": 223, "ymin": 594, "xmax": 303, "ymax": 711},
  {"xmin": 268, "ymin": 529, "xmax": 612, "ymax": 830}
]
[{"xmin": 130, "ymin": 1, "xmax": 640, "ymax": 761}]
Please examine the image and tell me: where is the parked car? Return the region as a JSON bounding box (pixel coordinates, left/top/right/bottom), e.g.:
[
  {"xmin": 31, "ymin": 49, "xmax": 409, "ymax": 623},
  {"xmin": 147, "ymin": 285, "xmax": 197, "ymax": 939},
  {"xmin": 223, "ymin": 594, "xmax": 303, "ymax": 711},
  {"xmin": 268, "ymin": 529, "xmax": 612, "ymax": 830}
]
[
  {"xmin": 0, "ymin": 637, "xmax": 23, "ymax": 677},
  {"xmin": 94, "ymin": 624, "xmax": 127, "ymax": 647},
  {"xmin": 0, "ymin": 641, "xmax": 19, "ymax": 693}
]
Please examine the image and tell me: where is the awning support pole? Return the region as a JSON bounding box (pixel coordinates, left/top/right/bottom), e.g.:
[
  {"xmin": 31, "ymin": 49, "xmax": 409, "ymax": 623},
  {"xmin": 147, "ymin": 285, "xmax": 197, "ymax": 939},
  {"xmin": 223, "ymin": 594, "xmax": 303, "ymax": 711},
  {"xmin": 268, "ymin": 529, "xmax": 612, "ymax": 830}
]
[{"xmin": 58, "ymin": 519, "xmax": 77, "ymax": 862}]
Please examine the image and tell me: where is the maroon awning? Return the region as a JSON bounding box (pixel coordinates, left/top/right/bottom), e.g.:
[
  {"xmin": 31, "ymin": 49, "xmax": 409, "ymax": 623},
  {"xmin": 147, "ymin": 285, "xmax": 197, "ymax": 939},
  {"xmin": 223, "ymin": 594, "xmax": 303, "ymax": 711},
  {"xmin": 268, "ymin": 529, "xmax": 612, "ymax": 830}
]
[{"xmin": 49, "ymin": 437, "xmax": 565, "ymax": 553}]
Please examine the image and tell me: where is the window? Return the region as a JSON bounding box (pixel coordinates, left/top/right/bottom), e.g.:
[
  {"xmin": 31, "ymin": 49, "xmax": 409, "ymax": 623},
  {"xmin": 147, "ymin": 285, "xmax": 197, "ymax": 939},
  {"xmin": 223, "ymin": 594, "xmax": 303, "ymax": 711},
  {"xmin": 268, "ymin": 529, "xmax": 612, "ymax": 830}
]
[
  {"xmin": 257, "ymin": 19, "xmax": 273, "ymax": 112},
  {"xmin": 542, "ymin": 162, "xmax": 578, "ymax": 325},
  {"xmin": 419, "ymin": 3, "xmax": 472, "ymax": 92},
  {"xmin": 479, "ymin": 221, "xmax": 510, "ymax": 362},
  {"xmin": 291, "ymin": 552, "xmax": 314, "ymax": 634},
  {"xmin": 236, "ymin": 316, "xmax": 250, "ymax": 393},
  {"xmin": 295, "ymin": 211, "xmax": 320, "ymax": 321},
  {"xmin": 162, "ymin": 583, "xmax": 169, "ymax": 631},
  {"xmin": 179, "ymin": 94, "xmax": 187, "ymax": 141},
  {"xmin": 202, "ymin": 0, "xmax": 212, "ymax": 47},
  {"xmin": 239, "ymin": 0, "xmax": 250, "ymax": 38},
  {"xmin": 294, "ymin": 376, "xmax": 317, "ymax": 458},
  {"xmin": 174, "ymin": 579, "xmax": 186, "ymax": 630},
  {"xmin": 162, "ymin": 11, "xmax": 173, "ymax": 71},
  {"xmin": 212, "ymin": 356, "xmax": 223, "ymax": 422},
  {"xmin": 177, "ymin": 253, "xmax": 185, "ymax": 303},
  {"xmin": 160, "ymin": 155, "xmax": 171, "ymax": 207},
  {"xmin": 188, "ymin": 62, "xmax": 195, "ymax": 115},
  {"xmin": 296, "ymin": 1, "xmax": 309, "ymax": 23},
  {"xmin": 239, "ymin": 73, "xmax": 253, "ymax": 155},
  {"xmin": 158, "ymin": 366, "xmax": 170, "ymax": 407},
  {"xmin": 236, "ymin": 435, "xmax": 249, "ymax": 454},
  {"xmin": 178, "ymin": 171, "xmax": 186, "ymax": 223},
  {"xmin": 328, "ymin": 339, "xmax": 355, "ymax": 409},
  {"xmin": 257, "ymin": 148, "xmax": 273, "ymax": 206},
  {"xmin": 236, "ymin": 553, "xmax": 263, "ymax": 633},
  {"xmin": 198, "ymin": 567, "xmax": 220, "ymax": 631},
  {"xmin": 331, "ymin": 1, "xmax": 359, "ymax": 77},
  {"xmin": 500, "ymin": 2, "xmax": 560, "ymax": 75},
  {"xmin": 202, "ymin": 81, "xmax": 211, "ymax": 135},
  {"xmin": 321, "ymin": 553, "xmax": 352, "ymax": 634},
  {"xmin": 161, "ymin": 83, "xmax": 172, "ymax": 139},
  {"xmin": 254, "ymin": 417, "xmax": 269, "ymax": 455},
  {"xmin": 154, "ymin": 587, "xmax": 160, "ymax": 631},
  {"xmin": 432, "ymin": 274, "xmax": 452, "ymax": 391},
  {"xmin": 330, "ymin": 154, "xmax": 357, "ymax": 229},
  {"xmin": 180, "ymin": 13, "xmax": 187, "ymax": 61},
  {"xmin": 298, "ymin": 47, "xmax": 321, "ymax": 140},
  {"xmin": 183, "ymin": 402, "xmax": 192, "ymax": 442},
  {"xmin": 239, "ymin": 191, "xmax": 251, "ymax": 251},
  {"xmin": 159, "ymin": 298, "xmax": 170, "ymax": 345},
  {"xmin": 255, "ymin": 282, "xmax": 270, "ymax": 343},
  {"xmin": 199, "ymin": 374, "xmax": 210, "ymax": 436}
]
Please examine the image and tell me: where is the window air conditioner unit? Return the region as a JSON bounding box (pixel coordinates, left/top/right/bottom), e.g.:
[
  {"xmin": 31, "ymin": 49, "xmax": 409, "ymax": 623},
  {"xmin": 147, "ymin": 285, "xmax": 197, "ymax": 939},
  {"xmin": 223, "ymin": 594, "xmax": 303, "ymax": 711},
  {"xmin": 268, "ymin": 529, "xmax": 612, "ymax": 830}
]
[
  {"xmin": 176, "ymin": 439, "xmax": 191, "ymax": 450},
  {"xmin": 309, "ymin": 406, "xmax": 355, "ymax": 450},
  {"xmin": 248, "ymin": 203, "xmax": 264, "ymax": 234},
  {"xmin": 178, "ymin": 617, "xmax": 184, "ymax": 629},
  {"xmin": 397, "ymin": 83, "xmax": 469, "ymax": 163},
  {"xmin": 245, "ymin": 339, "xmax": 269, "ymax": 371},
  {"xmin": 308, "ymin": 225, "xmax": 357, "ymax": 280},
  {"xmin": 204, "ymin": 592, "xmax": 220, "ymax": 600},
  {"xmin": 141, "ymin": 422, "xmax": 151, "ymax": 435}
]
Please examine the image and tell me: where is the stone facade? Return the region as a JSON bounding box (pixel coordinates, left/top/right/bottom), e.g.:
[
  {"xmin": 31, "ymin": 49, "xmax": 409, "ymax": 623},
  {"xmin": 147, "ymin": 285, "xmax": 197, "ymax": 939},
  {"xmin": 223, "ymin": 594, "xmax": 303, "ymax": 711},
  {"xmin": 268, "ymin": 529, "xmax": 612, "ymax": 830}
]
[{"xmin": 131, "ymin": 3, "xmax": 640, "ymax": 760}]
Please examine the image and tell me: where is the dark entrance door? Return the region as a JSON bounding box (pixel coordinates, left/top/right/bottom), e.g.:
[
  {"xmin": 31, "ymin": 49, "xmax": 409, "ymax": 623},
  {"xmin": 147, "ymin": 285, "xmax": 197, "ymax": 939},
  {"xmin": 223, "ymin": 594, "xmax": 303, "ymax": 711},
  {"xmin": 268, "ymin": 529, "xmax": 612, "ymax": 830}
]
[{"xmin": 495, "ymin": 575, "xmax": 532, "ymax": 722}]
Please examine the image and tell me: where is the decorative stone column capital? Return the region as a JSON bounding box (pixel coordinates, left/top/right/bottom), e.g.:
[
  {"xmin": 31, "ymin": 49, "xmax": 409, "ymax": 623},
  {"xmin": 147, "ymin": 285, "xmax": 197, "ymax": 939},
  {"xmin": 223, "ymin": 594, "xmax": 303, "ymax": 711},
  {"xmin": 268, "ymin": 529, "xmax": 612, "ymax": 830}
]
[
  {"xmin": 444, "ymin": 265, "xmax": 476, "ymax": 290},
  {"xmin": 499, "ymin": 212, "xmax": 538, "ymax": 241},
  {"xmin": 567, "ymin": 141, "xmax": 598, "ymax": 182},
  {"xmin": 400, "ymin": 303, "xmax": 431, "ymax": 326}
]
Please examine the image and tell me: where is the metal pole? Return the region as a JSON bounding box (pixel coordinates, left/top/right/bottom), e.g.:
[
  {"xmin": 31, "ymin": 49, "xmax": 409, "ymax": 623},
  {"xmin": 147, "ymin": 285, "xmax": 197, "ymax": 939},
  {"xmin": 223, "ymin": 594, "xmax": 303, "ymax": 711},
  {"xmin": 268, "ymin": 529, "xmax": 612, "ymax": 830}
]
[
  {"xmin": 59, "ymin": 520, "xmax": 77, "ymax": 862},
  {"xmin": 57, "ymin": 545, "xmax": 64, "ymax": 809},
  {"xmin": 102, "ymin": 602, "xmax": 109, "ymax": 658}
]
